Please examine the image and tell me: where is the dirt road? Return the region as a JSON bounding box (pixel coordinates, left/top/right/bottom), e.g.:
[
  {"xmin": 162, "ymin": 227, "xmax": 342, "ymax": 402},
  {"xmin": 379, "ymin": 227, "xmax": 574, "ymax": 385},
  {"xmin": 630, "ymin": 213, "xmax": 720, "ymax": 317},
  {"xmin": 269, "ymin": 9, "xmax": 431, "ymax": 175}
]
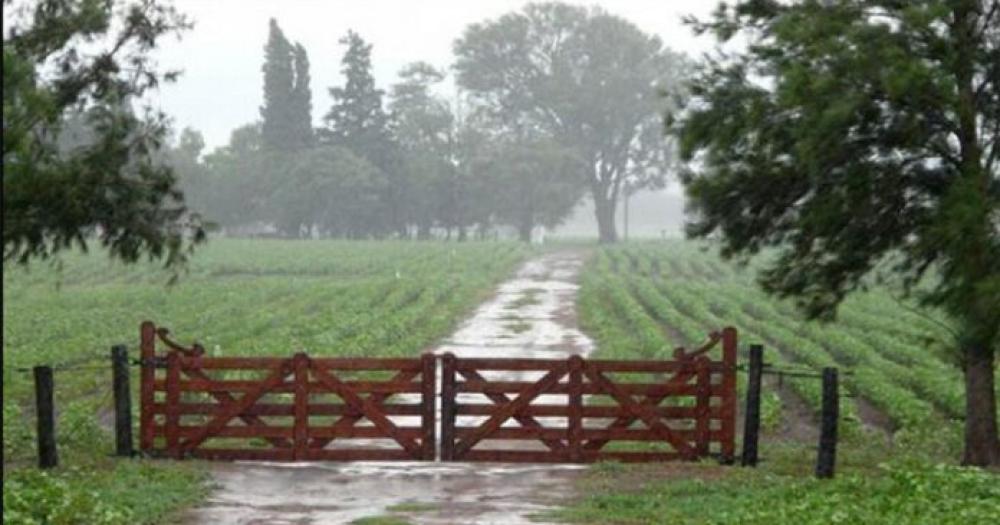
[{"xmin": 179, "ymin": 249, "xmax": 594, "ymax": 524}]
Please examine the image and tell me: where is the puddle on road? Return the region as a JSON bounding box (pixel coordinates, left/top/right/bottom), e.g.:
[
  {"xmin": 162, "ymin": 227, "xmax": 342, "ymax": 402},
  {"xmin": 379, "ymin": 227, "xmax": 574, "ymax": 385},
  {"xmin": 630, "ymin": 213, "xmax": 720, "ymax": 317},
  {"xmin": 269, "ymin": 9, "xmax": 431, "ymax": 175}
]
[
  {"xmin": 180, "ymin": 250, "xmax": 594, "ymax": 525},
  {"xmin": 185, "ymin": 461, "xmax": 583, "ymax": 525}
]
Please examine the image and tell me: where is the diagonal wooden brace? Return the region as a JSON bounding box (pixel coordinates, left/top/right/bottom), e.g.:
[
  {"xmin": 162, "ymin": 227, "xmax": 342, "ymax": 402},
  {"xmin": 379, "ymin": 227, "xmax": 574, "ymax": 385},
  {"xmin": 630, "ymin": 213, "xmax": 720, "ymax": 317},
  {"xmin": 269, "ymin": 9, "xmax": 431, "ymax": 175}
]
[
  {"xmin": 459, "ymin": 368, "xmax": 568, "ymax": 452},
  {"xmin": 181, "ymin": 366, "xmax": 293, "ymax": 449},
  {"xmin": 307, "ymin": 369, "xmax": 420, "ymax": 449},
  {"xmin": 180, "ymin": 362, "xmax": 292, "ymax": 453},
  {"xmin": 453, "ymin": 365, "xmax": 567, "ymax": 458},
  {"xmin": 584, "ymin": 364, "xmax": 696, "ymax": 458},
  {"xmin": 310, "ymin": 365, "xmax": 423, "ymax": 457},
  {"xmin": 582, "ymin": 364, "xmax": 698, "ymax": 451}
]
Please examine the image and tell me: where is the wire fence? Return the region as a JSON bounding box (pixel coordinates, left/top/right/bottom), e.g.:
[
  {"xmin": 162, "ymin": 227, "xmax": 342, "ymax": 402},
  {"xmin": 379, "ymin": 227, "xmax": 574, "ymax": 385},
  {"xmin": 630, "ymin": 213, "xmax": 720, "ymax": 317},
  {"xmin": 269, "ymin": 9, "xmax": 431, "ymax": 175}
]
[{"xmin": 9, "ymin": 349, "xmax": 118, "ymax": 374}]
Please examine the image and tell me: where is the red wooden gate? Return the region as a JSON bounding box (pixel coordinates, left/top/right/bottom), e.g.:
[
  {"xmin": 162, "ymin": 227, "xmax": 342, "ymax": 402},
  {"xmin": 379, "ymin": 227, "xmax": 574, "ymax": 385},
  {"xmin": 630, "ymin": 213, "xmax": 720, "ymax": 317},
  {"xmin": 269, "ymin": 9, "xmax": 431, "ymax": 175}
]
[
  {"xmin": 439, "ymin": 328, "xmax": 737, "ymax": 463},
  {"xmin": 138, "ymin": 322, "xmax": 435, "ymax": 461},
  {"xmin": 138, "ymin": 321, "xmax": 736, "ymax": 463}
]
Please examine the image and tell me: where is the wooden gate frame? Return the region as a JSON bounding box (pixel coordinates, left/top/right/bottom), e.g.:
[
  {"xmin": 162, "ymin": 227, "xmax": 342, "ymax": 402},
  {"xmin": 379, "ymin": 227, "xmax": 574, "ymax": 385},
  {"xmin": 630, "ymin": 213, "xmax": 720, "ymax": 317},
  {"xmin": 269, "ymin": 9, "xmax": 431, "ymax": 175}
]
[
  {"xmin": 138, "ymin": 321, "xmax": 435, "ymax": 461},
  {"xmin": 439, "ymin": 328, "xmax": 737, "ymax": 463},
  {"xmin": 138, "ymin": 322, "xmax": 736, "ymax": 463}
]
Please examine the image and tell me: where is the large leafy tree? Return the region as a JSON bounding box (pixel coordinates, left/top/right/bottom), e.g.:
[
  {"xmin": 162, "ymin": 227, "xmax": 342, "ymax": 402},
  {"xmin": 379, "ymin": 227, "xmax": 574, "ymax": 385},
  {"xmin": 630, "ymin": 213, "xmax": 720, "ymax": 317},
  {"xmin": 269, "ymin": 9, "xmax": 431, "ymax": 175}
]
[
  {"xmin": 273, "ymin": 145, "xmax": 383, "ymax": 239},
  {"xmin": 3, "ymin": 0, "xmax": 205, "ymax": 269},
  {"xmin": 482, "ymin": 137, "xmax": 584, "ymax": 242},
  {"xmin": 199, "ymin": 123, "xmax": 272, "ymax": 231},
  {"xmin": 454, "ymin": 2, "xmax": 686, "ymax": 243},
  {"xmin": 674, "ymin": 0, "xmax": 999, "ymax": 466},
  {"xmin": 388, "ymin": 62, "xmax": 454, "ymax": 239}
]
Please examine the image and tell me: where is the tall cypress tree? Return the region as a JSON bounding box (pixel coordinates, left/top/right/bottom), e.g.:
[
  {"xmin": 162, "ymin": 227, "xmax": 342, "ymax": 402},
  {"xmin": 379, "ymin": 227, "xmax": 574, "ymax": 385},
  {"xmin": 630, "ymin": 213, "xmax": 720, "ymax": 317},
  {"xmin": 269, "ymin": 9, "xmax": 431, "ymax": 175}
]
[
  {"xmin": 290, "ymin": 43, "xmax": 313, "ymax": 148},
  {"xmin": 260, "ymin": 18, "xmax": 295, "ymax": 151},
  {"xmin": 324, "ymin": 31, "xmax": 391, "ymax": 156},
  {"xmin": 260, "ymin": 19, "xmax": 312, "ymax": 151},
  {"xmin": 324, "ymin": 31, "xmax": 399, "ymax": 236}
]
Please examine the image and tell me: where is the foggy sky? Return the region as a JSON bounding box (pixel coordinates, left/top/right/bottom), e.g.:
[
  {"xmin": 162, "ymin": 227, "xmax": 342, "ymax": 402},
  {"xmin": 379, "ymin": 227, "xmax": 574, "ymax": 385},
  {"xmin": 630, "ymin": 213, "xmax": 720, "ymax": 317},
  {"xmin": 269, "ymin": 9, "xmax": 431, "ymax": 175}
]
[{"xmin": 151, "ymin": 0, "xmax": 721, "ymax": 152}]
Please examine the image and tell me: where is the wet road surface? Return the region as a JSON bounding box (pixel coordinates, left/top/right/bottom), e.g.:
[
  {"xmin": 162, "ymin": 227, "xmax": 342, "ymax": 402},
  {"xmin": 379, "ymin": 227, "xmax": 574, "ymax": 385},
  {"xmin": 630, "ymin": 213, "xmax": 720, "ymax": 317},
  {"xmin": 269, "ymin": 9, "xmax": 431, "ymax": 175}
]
[{"xmin": 180, "ymin": 249, "xmax": 594, "ymax": 524}]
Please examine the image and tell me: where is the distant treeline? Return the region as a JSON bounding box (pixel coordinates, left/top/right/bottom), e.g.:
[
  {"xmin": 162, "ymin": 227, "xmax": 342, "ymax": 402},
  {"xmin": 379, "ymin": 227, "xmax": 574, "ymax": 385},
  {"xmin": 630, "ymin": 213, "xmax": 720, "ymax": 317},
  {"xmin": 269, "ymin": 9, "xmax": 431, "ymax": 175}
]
[{"xmin": 168, "ymin": 3, "xmax": 689, "ymax": 242}]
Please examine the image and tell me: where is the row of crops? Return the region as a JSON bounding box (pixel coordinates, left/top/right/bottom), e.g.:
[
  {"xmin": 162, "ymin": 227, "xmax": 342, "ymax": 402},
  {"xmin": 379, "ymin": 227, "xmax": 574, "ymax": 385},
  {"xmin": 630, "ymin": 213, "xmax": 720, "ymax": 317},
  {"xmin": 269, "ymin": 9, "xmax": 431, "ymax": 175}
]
[
  {"xmin": 577, "ymin": 241, "xmax": 988, "ymax": 453},
  {"xmin": 2, "ymin": 239, "xmax": 529, "ymax": 463}
]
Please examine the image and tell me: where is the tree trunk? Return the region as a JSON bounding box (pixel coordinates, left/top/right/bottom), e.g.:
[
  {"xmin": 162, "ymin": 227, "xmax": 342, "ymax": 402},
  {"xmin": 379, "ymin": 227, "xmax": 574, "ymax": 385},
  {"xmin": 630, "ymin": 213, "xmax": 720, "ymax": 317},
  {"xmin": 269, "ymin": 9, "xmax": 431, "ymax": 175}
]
[
  {"xmin": 458, "ymin": 226, "xmax": 467, "ymax": 242},
  {"xmin": 417, "ymin": 223, "xmax": 431, "ymax": 240},
  {"xmin": 962, "ymin": 343, "xmax": 999, "ymax": 466},
  {"xmin": 594, "ymin": 194, "xmax": 618, "ymax": 243},
  {"xmin": 518, "ymin": 220, "xmax": 532, "ymax": 243},
  {"xmin": 952, "ymin": 4, "xmax": 999, "ymax": 468}
]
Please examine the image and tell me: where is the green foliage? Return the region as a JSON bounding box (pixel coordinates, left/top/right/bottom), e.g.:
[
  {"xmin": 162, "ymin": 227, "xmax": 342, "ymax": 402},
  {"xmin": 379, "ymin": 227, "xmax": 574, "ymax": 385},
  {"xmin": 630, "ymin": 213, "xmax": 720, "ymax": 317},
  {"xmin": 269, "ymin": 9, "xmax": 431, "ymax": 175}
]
[
  {"xmin": 2, "ymin": 0, "xmax": 206, "ymax": 270},
  {"xmin": 673, "ymin": 0, "xmax": 1000, "ymax": 465},
  {"xmin": 324, "ymin": 31, "xmax": 393, "ymax": 163},
  {"xmin": 2, "ymin": 461, "xmax": 204, "ymax": 525},
  {"xmin": 555, "ymin": 462, "xmax": 1000, "ymax": 525},
  {"xmin": 454, "ymin": 2, "xmax": 688, "ymax": 242},
  {"xmin": 576, "ymin": 241, "xmax": 993, "ymax": 454},
  {"xmin": 260, "ymin": 19, "xmax": 313, "ymax": 151},
  {"xmin": 272, "ymin": 146, "xmax": 384, "ymax": 238},
  {"xmin": 2, "ymin": 239, "xmax": 528, "ymax": 521},
  {"xmin": 479, "ymin": 138, "xmax": 585, "ymax": 240}
]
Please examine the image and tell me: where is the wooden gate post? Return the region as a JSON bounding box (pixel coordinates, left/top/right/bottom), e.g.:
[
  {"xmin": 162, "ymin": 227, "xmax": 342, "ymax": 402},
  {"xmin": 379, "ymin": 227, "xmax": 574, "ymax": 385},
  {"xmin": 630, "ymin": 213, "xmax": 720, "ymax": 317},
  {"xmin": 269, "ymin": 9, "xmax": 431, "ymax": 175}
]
[
  {"xmin": 567, "ymin": 355, "xmax": 584, "ymax": 462},
  {"xmin": 111, "ymin": 345, "xmax": 134, "ymax": 457},
  {"xmin": 741, "ymin": 344, "xmax": 764, "ymax": 467},
  {"xmin": 694, "ymin": 357, "xmax": 712, "ymax": 457},
  {"xmin": 34, "ymin": 366, "xmax": 58, "ymax": 469},
  {"xmin": 139, "ymin": 321, "xmax": 156, "ymax": 453},
  {"xmin": 293, "ymin": 353, "xmax": 309, "ymax": 461},
  {"xmin": 439, "ymin": 353, "xmax": 457, "ymax": 461},
  {"xmin": 421, "ymin": 353, "xmax": 437, "ymax": 460},
  {"xmin": 719, "ymin": 327, "xmax": 738, "ymax": 463},
  {"xmin": 816, "ymin": 367, "xmax": 839, "ymax": 479},
  {"xmin": 165, "ymin": 351, "xmax": 181, "ymax": 459}
]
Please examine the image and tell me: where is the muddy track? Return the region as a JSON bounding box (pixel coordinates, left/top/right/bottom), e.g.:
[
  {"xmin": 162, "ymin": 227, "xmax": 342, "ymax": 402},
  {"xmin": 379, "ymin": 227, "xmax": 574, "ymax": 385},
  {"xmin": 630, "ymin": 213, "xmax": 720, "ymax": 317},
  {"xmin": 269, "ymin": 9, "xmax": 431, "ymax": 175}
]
[{"xmin": 179, "ymin": 249, "xmax": 594, "ymax": 525}]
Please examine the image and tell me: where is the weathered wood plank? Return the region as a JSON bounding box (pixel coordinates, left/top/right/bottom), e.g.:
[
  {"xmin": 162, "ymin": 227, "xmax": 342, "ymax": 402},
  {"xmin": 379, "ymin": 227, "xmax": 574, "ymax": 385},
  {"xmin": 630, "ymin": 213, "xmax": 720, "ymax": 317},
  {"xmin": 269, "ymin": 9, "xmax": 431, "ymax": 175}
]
[
  {"xmin": 153, "ymin": 379, "xmax": 423, "ymax": 394},
  {"xmin": 455, "ymin": 380, "xmax": 704, "ymax": 396},
  {"xmin": 152, "ymin": 402, "xmax": 424, "ymax": 417}
]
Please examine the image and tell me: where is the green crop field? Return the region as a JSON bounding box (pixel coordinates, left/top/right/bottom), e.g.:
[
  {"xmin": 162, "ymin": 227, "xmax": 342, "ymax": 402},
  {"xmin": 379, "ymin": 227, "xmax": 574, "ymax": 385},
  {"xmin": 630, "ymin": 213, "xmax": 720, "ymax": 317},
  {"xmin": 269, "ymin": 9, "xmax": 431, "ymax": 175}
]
[
  {"xmin": 3, "ymin": 239, "xmax": 997, "ymax": 524},
  {"xmin": 560, "ymin": 241, "xmax": 1000, "ymax": 524},
  {"xmin": 1, "ymin": 239, "xmax": 528, "ymax": 524}
]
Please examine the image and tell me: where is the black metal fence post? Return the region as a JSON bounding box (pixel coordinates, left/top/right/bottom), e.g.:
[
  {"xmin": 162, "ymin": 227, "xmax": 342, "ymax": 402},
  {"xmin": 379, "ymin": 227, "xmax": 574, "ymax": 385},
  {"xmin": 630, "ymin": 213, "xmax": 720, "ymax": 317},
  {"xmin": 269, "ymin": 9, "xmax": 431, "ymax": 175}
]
[
  {"xmin": 816, "ymin": 367, "xmax": 839, "ymax": 479},
  {"xmin": 112, "ymin": 345, "xmax": 134, "ymax": 457},
  {"xmin": 741, "ymin": 344, "xmax": 764, "ymax": 467},
  {"xmin": 34, "ymin": 366, "xmax": 58, "ymax": 469}
]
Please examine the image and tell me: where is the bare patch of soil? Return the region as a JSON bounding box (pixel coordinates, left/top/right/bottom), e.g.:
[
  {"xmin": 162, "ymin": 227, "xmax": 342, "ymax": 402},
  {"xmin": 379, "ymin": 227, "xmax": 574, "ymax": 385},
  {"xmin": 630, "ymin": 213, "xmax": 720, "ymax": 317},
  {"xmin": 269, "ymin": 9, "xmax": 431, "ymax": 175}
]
[
  {"xmin": 765, "ymin": 376, "xmax": 819, "ymax": 443},
  {"xmin": 855, "ymin": 396, "xmax": 895, "ymax": 439}
]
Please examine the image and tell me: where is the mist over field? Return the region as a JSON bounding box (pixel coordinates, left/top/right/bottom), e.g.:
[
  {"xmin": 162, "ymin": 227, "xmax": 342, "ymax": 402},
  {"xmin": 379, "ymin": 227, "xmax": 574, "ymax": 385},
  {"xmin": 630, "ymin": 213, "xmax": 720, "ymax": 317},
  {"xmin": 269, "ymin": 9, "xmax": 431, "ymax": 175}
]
[
  {"xmin": 3, "ymin": 1, "xmax": 998, "ymax": 524},
  {"xmin": 127, "ymin": 0, "xmax": 704, "ymax": 243}
]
